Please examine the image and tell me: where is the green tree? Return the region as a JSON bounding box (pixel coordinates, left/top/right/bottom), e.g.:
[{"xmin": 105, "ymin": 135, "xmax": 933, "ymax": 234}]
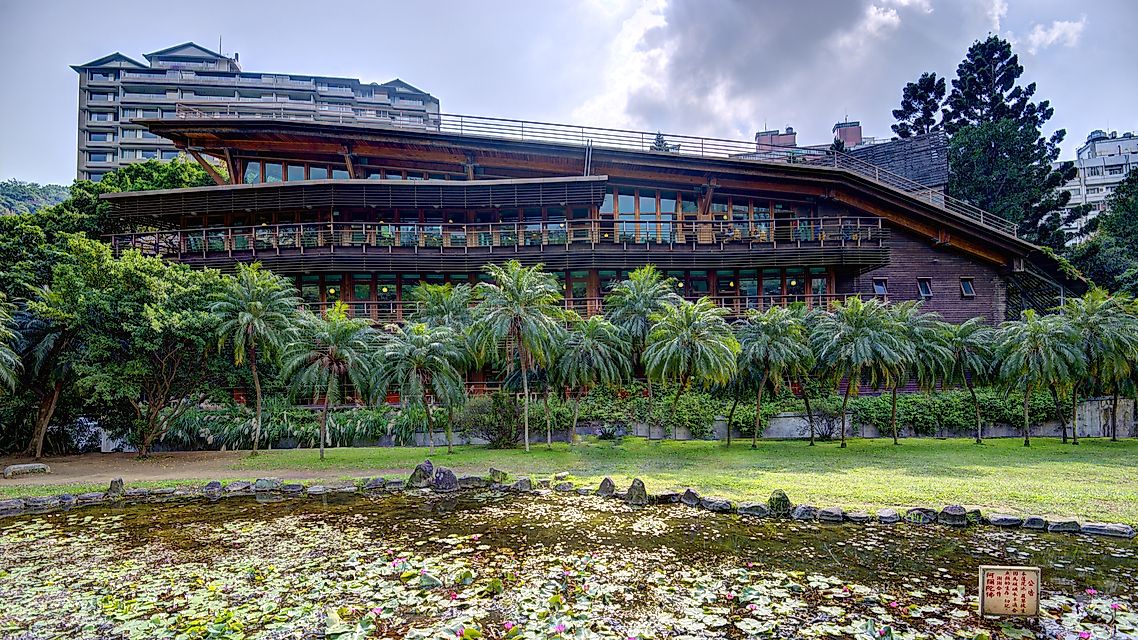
[
  {"xmin": 735, "ymin": 306, "xmax": 812, "ymax": 449},
  {"xmin": 891, "ymin": 71, "xmax": 946, "ymax": 138},
  {"xmin": 994, "ymin": 310, "xmax": 1083, "ymax": 446},
  {"xmin": 942, "ymin": 35, "xmax": 1052, "ymax": 134},
  {"xmin": 11, "ymin": 309, "xmax": 78, "ymax": 459},
  {"xmin": 281, "ymin": 303, "xmax": 374, "ymax": 460},
  {"xmin": 1061, "ymin": 288, "xmax": 1138, "ymax": 443},
  {"xmin": 212, "ymin": 262, "xmax": 300, "ymax": 455},
  {"xmin": 810, "ymin": 297, "xmax": 905, "ymax": 448},
  {"xmin": 374, "ymin": 322, "xmax": 465, "ymax": 454},
  {"xmin": 475, "ymin": 260, "xmax": 565, "ymax": 452},
  {"xmin": 944, "ymin": 318, "xmax": 996, "ymax": 443},
  {"xmin": 643, "ymin": 297, "xmax": 738, "ymax": 437},
  {"xmin": 884, "ymin": 302, "xmax": 951, "ymax": 445},
  {"xmin": 650, "ymin": 131, "xmax": 673, "ymax": 152},
  {"xmin": 605, "ymin": 265, "xmax": 681, "ymax": 418},
  {"xmin": 0, "ymin": 179, "xmax": 69, "ymax": 216},
  {"xmin": 554, "ymin": 315, "xmax": 631, "ymax": 440},
  {"xmin": 0, "ymin": 295, "xmax": 19, "ymax": 393}
]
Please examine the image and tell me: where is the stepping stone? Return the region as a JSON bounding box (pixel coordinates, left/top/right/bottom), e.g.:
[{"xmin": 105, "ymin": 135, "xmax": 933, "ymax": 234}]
[
  {"xmin": 988, "ymin": 513, "xmax": 1023, "ymax": 527},
  {"xmin": 938, "ymin": 505, "xmax": 968, "ymax": 527},
  {"xmin": 1023, "ymin": 516, "xmax": 1049, "ymax": 530},
  {"xmin": 700, "ymin": 496, "xmax": 734, "ymax": 513},
  {"xmin": 680, "ymin": 488, "xmax": 701, "ymax": 507},
  {"xmin": 3, "ymin": 463, "xmax": 50, "ymax": 479},
  {"xmin": 905, "ymin": 508, "xmax": 937, "ymax": 525},
  {"xmin": 737, "ymin": 502, "xmax": 770, "ymax": 517},
  {"xmin": 792, "ymin": 505, "xmax": 818, "ymax": 521},
  {"xmin": 1047, "ymin": 519, "xmax": 1081, "ymax": 533},
  {"xmin": 845, "ymin": 511, "xmax": 872, "ymax": 523},
  {"xmin": 817, "ymin": 506, "xmax": 844, "ymax": 523},
  {"xmin": 1080, "ymin": 522, "xmax": 1135, "ymax": 538},
  {"xmin": 877, "ymin": 508, "xmax": 900, "ymax": 524}
]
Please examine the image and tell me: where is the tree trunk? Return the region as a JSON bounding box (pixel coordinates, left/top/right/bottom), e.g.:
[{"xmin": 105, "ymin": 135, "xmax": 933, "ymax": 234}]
[
  {"xmin": 446, "ymin": 407, "xmax": 454, "ymax": 455},
  {"xmin": 725, "ymin": 394, "xmax": 740, "ymax": 447},
  {"xmin": 1111, "ymin": 391, "xmax": 1120, "ymax": 441},
  {"xmin": 1023, "ymin": 384, "xmax": 1032, "ymax": 447},
  {"xmin": 543, "ymin": 389, "xmax": 552, "ymax": 449},
  {"xmin": 839, "ymin": 371, "xmax": 855, "ymax": 449},
  {"xmin": 422, "ymin": 392, "xmax": 437, "ymax": 454},
  {"xmin": 966, "ymin": 378, "xmax": 982, "ymax": 444},
  {"xmin": 1070, "ymin": 386, "xmax": 1079, "ymax": 445},
  {"xmin": 667, "ymin": 373, "xmax": 689, "ymax": 440},
  {"xmin": 801, "ymin": 381, "xmax": 815, "ymax": 446},
  {"xmin": 571, "ymin": 393, "xmax": 582, "ymax": 444},
  {"xmin": 249, "ymin": 343, "xmax": 263, "ymax": 455},
  {"xmin": 890, "ymin": 385, "xmax": 900, "ymax": 445},
  {"xmin": 752, "ymin": 369, "xmax": 769, "ymax": 449},
  {"xmin": 1050, "ymin": 385, "xmax": 1067, "ymax": 444},
  {"xmin": 29, "ymin": 380, "xmax": 63, "ymax": 460},
  {"xmin": 319, "ymin": 391, "xmax": 330, "ymax": 460},
  {"xmin": 520, "ymin": 346, "xmax": 531, "ymax": 452}
]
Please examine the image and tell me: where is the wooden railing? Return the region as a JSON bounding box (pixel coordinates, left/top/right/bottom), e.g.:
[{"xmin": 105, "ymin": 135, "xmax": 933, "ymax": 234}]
[
  {"xmin": 173, "ymin": 104, "xmax": 1018, "ymax": 237},
  {"xmin": 109, "ymin": 218, "xmax": 887, "ymax": 259}
]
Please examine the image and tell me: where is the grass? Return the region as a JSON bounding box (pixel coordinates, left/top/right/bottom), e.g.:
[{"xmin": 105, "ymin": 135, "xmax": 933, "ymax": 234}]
[{"xmin": 4, "ymin": 437, "xmax": 1137, "ymax": 523}]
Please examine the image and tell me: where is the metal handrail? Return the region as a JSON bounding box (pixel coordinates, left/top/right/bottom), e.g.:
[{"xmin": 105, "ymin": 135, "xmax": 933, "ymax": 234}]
[
  {"xmin": 172, "ymin": 103, "xmax": 1018, "ymax": 237},
  {"xmin": 108, "ymin": 217, "xmax": 888, "ymax": 258}
]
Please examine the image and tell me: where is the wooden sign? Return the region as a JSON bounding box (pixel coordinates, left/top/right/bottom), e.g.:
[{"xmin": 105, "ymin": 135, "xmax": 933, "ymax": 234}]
[{"xmin": 979, "ymin": 565, "xmax": 1041, "ymax": 617}]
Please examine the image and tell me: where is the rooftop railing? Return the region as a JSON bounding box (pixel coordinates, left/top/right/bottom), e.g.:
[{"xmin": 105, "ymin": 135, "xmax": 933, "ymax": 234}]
[{"xmin": 173, "ymin": 103, "xmax": 1019, "ymax": 238}]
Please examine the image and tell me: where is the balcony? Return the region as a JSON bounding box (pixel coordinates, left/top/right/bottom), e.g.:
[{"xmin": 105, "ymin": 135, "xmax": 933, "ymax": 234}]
[{"xmin": 107, "ymin": 217, "xmax": 889, "ymax": 273}]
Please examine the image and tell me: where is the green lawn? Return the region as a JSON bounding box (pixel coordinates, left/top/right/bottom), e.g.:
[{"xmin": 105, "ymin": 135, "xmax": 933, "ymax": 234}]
[{"xmin": 4, "ymin": 438, "xmax": 1137, "ymax": 523}]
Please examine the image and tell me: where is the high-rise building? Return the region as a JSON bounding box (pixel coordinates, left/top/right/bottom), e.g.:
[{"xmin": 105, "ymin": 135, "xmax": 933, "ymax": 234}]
[
  {"xmin": 1058, "ymin": 129, "xmax": 1138, "ymax": 238},
  {"xmin": 71, "ymin": 42, "xmax": 439, "ymax": 182}
]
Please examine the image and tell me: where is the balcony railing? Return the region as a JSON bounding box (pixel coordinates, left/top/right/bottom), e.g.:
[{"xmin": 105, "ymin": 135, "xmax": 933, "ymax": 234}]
[
  {"xmin": 172, "ymin": 105, "xmax": 1017, "ymax": 237},
  {"xmin": 309, "ymin": 293, "xmax": 877, "ymax": 326},
  {"xmin": 109, "ymin": 218, "xmax": 887, "ymax": 259}
]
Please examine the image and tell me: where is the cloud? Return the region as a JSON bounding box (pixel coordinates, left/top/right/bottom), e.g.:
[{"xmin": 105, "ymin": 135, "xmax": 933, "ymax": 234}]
[
  {"xmin": 1025, "ymin": 16, "xmax": 1086, "ymax": 54},
  {"xmin": 987, "ymin": 0, "xmax": 1008, "ymax": 31}
]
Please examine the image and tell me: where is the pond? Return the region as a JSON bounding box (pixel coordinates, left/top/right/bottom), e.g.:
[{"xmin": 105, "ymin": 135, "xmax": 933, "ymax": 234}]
[{"xmin": 0, "ymin": 490, "xmax": 1134, "ymax": 639}]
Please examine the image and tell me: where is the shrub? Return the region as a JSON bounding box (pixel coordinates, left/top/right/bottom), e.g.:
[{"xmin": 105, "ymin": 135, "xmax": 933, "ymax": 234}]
[{"xmin": 454, "ymin": 391, "xmax": 523, "ymax": 449}]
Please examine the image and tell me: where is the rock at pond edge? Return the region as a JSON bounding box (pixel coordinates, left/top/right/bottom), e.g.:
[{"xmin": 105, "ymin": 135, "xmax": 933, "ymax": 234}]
[
  {"xmin": 737, "ymin": 502, "xmax": 770, "ymax": 517},
  {"xmin": 846, "ymin": 510, "xmax": 871, "ymax": 523},
  {"xmin": 596, "ymin": 477, "xmax": 615, "ymax": 497},
  {"xmin": 3, "ymin": 463, "xmax": 50, "ymax": 479},
  {"xmin": 904, "ymin": 507, "xmax": 937, "ymax": 525},
  {"xmin": 938, "ymin": 505, "xmax": 968, "ymax": 527},
  {"xmin": 488, "ymin": 468, "xmax": 508, "ymax": 483},
  {"xmin": 792, "ymin": 505, "xmax": 818, "ymax": 521},
  {"xmin": 407, "ymin": 460, "xmax": 434, "ymax": 488},
  {"xmin": 1022, "ymin": 516, "xmax": 1049, "ymax": 530},
  {"xmin": 680, "ymin": 488, "xmax": 700, "ymax": 507},
  {"xmin": 107, "ymin": 478, "xmax": 125, "ymax": 498},
  {"xmin": 255, "ymin": 478, "xmax": 282, "ymax": 492},
  {"xmin": 768, "ymin": 489, "xmax": 792, "ymax": 517},
  {"xmin": 625, "ymin": 479, "xmax": 649, "ymax": 506},
  {"xmin": 510, "ymin": 477, "xmax": 533, "ymax": 493},
  {"xmin": 988, "ymin": 513, "xmax": 1023, "ymax": 527},
  {"xmin": 817, "ymin": 506, "xmax": 844, "ymax": 523},
  {"xmin": 1047, "ymin": 519, "xmax": 1081, "ymax": 533},
  {"xmin": 432, "ymin": 467, "xmax": 459, "ymax": 493},
  {"xmin": 700, "ymin": 496, "xmax": 734, "ymax": 513},
  {"xmin": 1080, "ymin": 522, "xmax": 1135, "ymax": 538},
  {"xmin": 554, "ymin": 482, "xmax": 575, "ymax": 492},
  {"xmin": 458, "ymin": 476, "xmax": 487, "ymax": 489},
  {"xmin": 877, "ymin": 508, "xmax": 900, "ymax": 524}
]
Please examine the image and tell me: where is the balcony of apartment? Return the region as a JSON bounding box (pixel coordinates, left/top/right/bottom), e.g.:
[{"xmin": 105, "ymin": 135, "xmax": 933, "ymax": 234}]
[
  {"xmin": 120, "ymin": 92, "xmax": 177, "ymax": 103},
  {"xmin": 317, "ymin": 85, "xmax": 355, "ymax": 97},
  {"xmin": 107, "ymin": 217, "xmax": 889, "ymax": 273}
]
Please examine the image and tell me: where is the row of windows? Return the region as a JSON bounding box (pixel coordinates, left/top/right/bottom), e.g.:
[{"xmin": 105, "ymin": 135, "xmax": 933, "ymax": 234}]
[
  {"xmin": 872, "ymin": 277, "xmax": 975, "ymax": 298},
  {"xmin": 87, "ymin": 149, "xmax": 182, "ymax": 162},
  {"xmin": 241, "ymin": 160, "xmax": 465, "ymax": 184}
]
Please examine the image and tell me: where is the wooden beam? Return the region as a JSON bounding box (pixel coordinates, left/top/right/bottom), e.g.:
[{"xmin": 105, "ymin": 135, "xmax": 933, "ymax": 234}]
[
  {"xmin": 223, "ymin": 148, "xmax": 238, "ymax": 185},
  {"xmin": 187, "ymin": 149, "xmax": 227, "ymax": 186},
  {"xmin": 343, "ymin": 152, "xmax": 358, "ymax": 178}
]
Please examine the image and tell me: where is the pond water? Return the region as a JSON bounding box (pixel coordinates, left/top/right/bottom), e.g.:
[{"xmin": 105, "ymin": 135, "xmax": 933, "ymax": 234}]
[{"xmin": 0, "ymin": 490, "xmax": 1134, "ymax": 639}]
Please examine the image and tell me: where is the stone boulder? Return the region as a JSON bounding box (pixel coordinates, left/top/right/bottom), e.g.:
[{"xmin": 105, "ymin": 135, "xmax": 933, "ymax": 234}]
[
  {"xmin": 432, "ymin": 467, "xmax": 459, "ymax": 492},
  {"xmin": 407, "ymin": 460, "xmax": 435, "ymax": 488},
  {"xmin": 877, "ymin": 508, "xmax": 900, "ymax": 524},
  {"xmin": 846, "ymin": 511, "xmax": 872, "ymax": 523},
  {"xmin": 818, "ymin": 506, "xmax": 844, "ymax": 523},
  {"xmin": 124, "ymin": 488, "xmax": 149, "ymax": 500},
  {"xmin": 458, "ymin": 476, "xmax": 488, "ymax": 489},
  {"xmin": 362, "ymin": 477, "xmax": 386, "ymax": 491},
  {"xmin": 225, "ymin": 481, "xmax": 252, "ymax": 494},
  {"xmin": 538, "ymin": 479, "xmax": 551, "ymax": 489},
  {"xmin": 653, "ymin": 492, "xmax": 682, "ymax": 504},
  {"xmin": 27, "ymin": 495, "xmax": 60, "ymax": 510},
  {"xmin": 988, "ymin": 513, "xmax": 1023, "ymax": 527},
  {"xmin": 107, "ymin": 478, "xmax": 125, "ymax": 499},
  {"xmin": 1081, "ymin": 522, "xmax": 1136, "ymax": 538},
  {"xmin": 281, "ymin": 483, "xmax": 305, "ymax": 495},
  {"xmin": 680, "ymin": 488, "xmax": 701, "ymax": 507},
  {"xmin": 768, "ymin": 490, "xmax": 792, "ymax": 517},
  {"xmin": 904, "ymin": 508, "xmax": 937, "ymax": 525},
  {"xmin": 625, "ymin": 479, "xmax": 649, "ymax": 506},
  {"xmin": 510, "ymin": 477, "xmax": 534, "ymax": 493},
  {"xmin": 1022, "ymin": 516, "xmax": 1048, "ymax": 530},
  {"xmin": 966, "ymin": 508, "xmax": 983, "ymax": 525},
  {"xmin": 737, "ymin": 502, "xmax": 770, "ymax": 518},
  {"xmin": 203, "ymin": 481, "xmax": 222, "ymax": 497},
  {"xmin": 938, "ymin": 505, "xmax": 968, "ymax": 527},
  {"xmin": 58, "ymin": 494, "xmax": 77, "ymax": 507},
  {"xmin": 489, "ymin": 468, "xmax": 508, "ymax": 483},
  {"xmin": 596, "ymin": 477, "xmax": 616, "ymax": 497},
  {"xmin": 700, "ymin": 496, "xmax": 734, "ymax": 513},
  {"xmin": 553, "ymin": 472, "xmax": 570, "ymax": 481},
  {"xmin": 792, "ymin": 505, "xmax": 818, "ymax": 521},
  {"xmin": 255, "ymin": 478, "xmax": 282, "ymax": 492},
  {"xmin": 555, "ymin": 482, "xmax": 575, "ymax": 492},
  {"xmin": 307, "ymin": 485, "xmax": 328, "ymax": 496},
  {"xmin": 3, "ymin": 463, "xmax": 50, "ymax": 479},
  {"xmin": 384, "ymin": 480, "xmax": 405, "ymax": 492},
  {"xmin": 0, "ymin": 498, "xmax": 27, "ymax": 515},
  {"xmin": 77, "ymin": 492, "xmax": 105, "ymax": 504},
  {"xmin": 576, "ymin": 488, "xmax": 592, "ymax": 496},
  {"xmin": 1047, "ymin": 519, "xmax": 1081, "ymax": 533}
]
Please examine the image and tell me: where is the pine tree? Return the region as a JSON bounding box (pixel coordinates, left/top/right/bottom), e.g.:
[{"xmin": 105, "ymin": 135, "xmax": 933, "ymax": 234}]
[
  {"xmin": 891, "ymin": 72, "xmax": 945, "ymax": 138},
  {"xmin": 651, "ymin": 131, "xmax": 672, "ymax": 152},
  {"xmin": 941, "ymin": 36, "xmax": 1051, "ymax": 134}
]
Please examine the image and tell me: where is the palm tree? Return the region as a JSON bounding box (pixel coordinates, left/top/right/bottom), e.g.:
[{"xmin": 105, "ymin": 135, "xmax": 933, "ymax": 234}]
[
  {"xmin": 1061, "ymin": 288, "xmax": 1138, "ymax": 444},
  {"xmin": 643, "ymin": 297, "xmax": 738, "ymax": 437},
  {"xmin": 810, "ymin": 297, "xmax": 905, "ymax": 448},
  {"xmin": 554, "ymin": 315, "xmax": 632, "ymax": 440},
  {"xmin": 409, "ymin": 282, "xmax": 479, "ymax": 328},
  {"xmin": 373, "ymin": 322, "xmax": 465, "ymax": 454},
  {"xmin": 994, "ymin": 310, "xmax": 1082, "ymax": 447},
  {"xmin": 0, "ymin": 295, "xmax": 20, "ymax": 393},
  {"xmin": 475, "ymin": 260, "xmax": 565, "ymax": 452},
  {"xmin": 280, "ymin": 303, "xmax": 375, "ymax": 460},
  {"xmin": 884, "ymin": 302, "xmax": 951, "ymax": 445},
  {"xmin": 735, "ymin": 306, "xmax": 813, "ymax": 448},
  {"xmin": 605, "ymin": 265, "xmax": 682, "ymax": 419},
  {"xmin": 944, "ymin": 318, "xmax": 996, "ymax": 444},
  {"xmin": 212, "ymin": 262, "xmax": 300, "ymax": 454}
]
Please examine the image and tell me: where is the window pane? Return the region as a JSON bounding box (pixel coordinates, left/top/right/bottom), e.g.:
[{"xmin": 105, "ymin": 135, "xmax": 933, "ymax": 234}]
[
  {"xmin": 617, "ymin": 192, "xmax": 635, "ymax": 215},
  {"xmin": 872, "ymin": 278, "xmax": 888, "ymax": 295},
  {"xmin": 960, "ymin": 278, "xmax": 975, "ymax": 297},
  {"xmin": 332, "ymin": 169, "xmax": 350, "ymax": 180},
  {"xmin": 265, "ymin": 162, "xmax": 283, "ymax": 183},
  {"xmin": 287, "ymin": 165, "xmax": 305, "ymax": 181},
  {"xmin": 309, "ymin": 166, "xmax": 329, "ymax": 180},
  {"xmin": 600, "ymin": 192, "xmax": 614, "ymax": 214},
  {"xmin": 918, "ymin": 278, "xmax": 932, "ymax": 297},
  {"xmin": 243, "ymin": 162, "xmax": 261, "ymax": 184},
  {"xmin": 785, "ymin": 268, "xmax": 805, "ymax": 295},
  {"xmin": 639, "ymin": 194, "xmax": 657, "ymax": 213}
]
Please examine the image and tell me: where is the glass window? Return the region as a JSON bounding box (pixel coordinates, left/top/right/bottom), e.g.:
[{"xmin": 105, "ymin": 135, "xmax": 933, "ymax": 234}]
[
  {"xmin": 265, "ymin": 162, "xmax": 283, "ymax": 183},
  {"xmin": 160, "ymin": 150, "xmax": 180, "ymax": 160},
  {"xmin": 299, "ymin": 275, "xmax": 320, "ymax": 304},
  {"xmin": 785, "ymin": 268, "xmax": 805, "ymax": 296},
  {"xmin": 243, "ymin": 161, "xmax": 261, "ymax": 184},
  {"xmin": 810, "ymin": 268, "xmax": 829, "ymax": 299},
  {"xmin": 872, "ymin": 278, "xmax": 888, "ymax": 296},
  {"xmin": 89, "ymin": 132, "xmax": 112, "ymax": 142},
  {"xmin": 960, "ymin": 278, "xmax": 975, "ymax": 297},
  {"xmin": 617, "ymin": 192, "xmax": 635, "ymax": 215},
  {"xmin": 762, "ymin": 269, "xmax": 782, "ymax": 297},
  {"xmin": 352, "ymin": 273, "xmax": 372, "ymax": 301},
  {"xmin": 88, "ymin": 152, "xmax": 112, "ymax": 162},
  {"xmin": 376, "ymin": 275, "xmax": 396, "ymax": 299},
  {"xmin": 309, "ymin": 166, "xmax": 329, "ymax": 180},
  {"xmin": 89, "ymin": 112, "xmax": 113, "ymax": 121},
  {"xmin": 287, "ymin": 164, "xmax": 305, "ymax": 181},
  {"xmin": 332, "ymin": 168, "xmax": 351, "ymax": 180},
  {"xmin": 600, "ymin": 191, "xmax": 614, "ymax": 215},
  {"xmin": 639, "ymin": 194, "xmax": 657, "ymax": 213},
  {"xmin": 917, "ymin": 278, "xmax": 933, "ymax": 298}
]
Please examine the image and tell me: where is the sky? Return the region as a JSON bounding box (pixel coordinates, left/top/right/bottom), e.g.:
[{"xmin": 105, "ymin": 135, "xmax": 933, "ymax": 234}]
[{"xmin": 1, "ymin": 0, "xmax": 1135, "ymax": 185}]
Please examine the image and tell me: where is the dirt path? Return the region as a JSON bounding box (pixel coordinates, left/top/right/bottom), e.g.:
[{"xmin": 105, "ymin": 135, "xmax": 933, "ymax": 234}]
[{"xmin": 0, "ymin": 451, "xmax": 338, "ymax": 488}]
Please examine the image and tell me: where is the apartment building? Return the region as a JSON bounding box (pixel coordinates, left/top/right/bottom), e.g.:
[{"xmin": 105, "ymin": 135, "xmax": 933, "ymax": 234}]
[
  {"xmin": 1059, "ymin": 129, "xmax": 1138, "ymax": 238},
  {"xmin": 71, "ymin": 42, "xmax": 439, "ymax": 181}
]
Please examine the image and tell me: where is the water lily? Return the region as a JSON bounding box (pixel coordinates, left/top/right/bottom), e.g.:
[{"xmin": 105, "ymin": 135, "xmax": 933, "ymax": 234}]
[
  {"xmin": 554, "ymin": 623, "xmax": 566, "ymax": 633},
  {"xmin": 1079, "ymin": 632, "xmax": 1091, "ymax": 639},
  {"xmin": 889, "ymin": 601, "xmax": 900, "ymax": 608},
  {"xmin": 503, "ymin": 621, "xmax": 514, "ymax": 631},
  {"xmin": 1111, "ymin": 603, "xmax": 1121, "ymax": 610},
  {"xmin": 1086, "ymin": 588, "xmax": 1098, "ymax": 595}
]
